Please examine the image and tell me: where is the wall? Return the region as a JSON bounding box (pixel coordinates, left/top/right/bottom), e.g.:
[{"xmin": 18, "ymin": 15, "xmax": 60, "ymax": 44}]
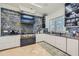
[
  {"xmin": 0, "ymin": 9, "xmax": 1, "ymax": 36},
  {"xmin": 46, "ymin": 6, "xmax": 64, "ymax": 20},
  {"xmin": 45, "ymin": 5, "xmax": 65, "ymax": 32}
]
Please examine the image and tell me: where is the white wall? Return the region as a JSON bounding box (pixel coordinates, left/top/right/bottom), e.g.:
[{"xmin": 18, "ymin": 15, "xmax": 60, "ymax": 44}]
[
  {"xmin": 46, "ymin": 6, "xmax": 64, "ymax": 20},
  {"xmin": 0, "ymin": 9, "xmax": 1, "ymax": 36},
  {"xmin": 45, "ymin": 5, "xmax": 65, "ymax": 32}
]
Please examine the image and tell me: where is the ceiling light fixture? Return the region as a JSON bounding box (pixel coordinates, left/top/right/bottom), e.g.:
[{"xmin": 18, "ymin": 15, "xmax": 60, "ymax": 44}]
[{"xmin": 31, "ymin": 3, "xmax": 42, "ymax": 8}]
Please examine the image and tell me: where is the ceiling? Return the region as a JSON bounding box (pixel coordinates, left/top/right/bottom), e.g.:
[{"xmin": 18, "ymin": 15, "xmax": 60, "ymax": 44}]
[
  {"xmin": 18, "ymin": 3, "xmax": 64, "ymax": 15},
  {"xmin": 0, "ymin": 3, "xmax": 64, "ymax": 15}
]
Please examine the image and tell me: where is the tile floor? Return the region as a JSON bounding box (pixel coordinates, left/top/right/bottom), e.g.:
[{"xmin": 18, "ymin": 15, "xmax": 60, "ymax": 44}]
[{"xmin": 0, "ymin": 42, "xmax": 69, "ymax": 56}]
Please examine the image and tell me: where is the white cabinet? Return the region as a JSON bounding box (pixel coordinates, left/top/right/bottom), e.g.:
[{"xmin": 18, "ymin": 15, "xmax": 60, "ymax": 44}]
[
  {"xmin": 43, "ymin": 34, "xmax": 66, "ymax": 52},
  {"xmin": 47, "ymin": 35, "xmax": 56, "ymax": 47},
  {"xmin": 36, "ymin": 34, "xmax": 44, "ymax": 42},
  {"xmin": 36, "ymin": 34, "xmax": 79, "ymax": 56},
  {"xmin": 36, "ymin": 34, "xmax": 56, "ymax": 47},
  {"xmin": 67, "ymin": 38, "xmax": 78, "ymax": 56},
  {"xmin": 44, "ymin": 34, "xmax": 56, "ymax": 47},
  {"xmin": 49, "ymin": 35, "xmax": 56, "ymax": 46},
  {"xmin": 55, "ymin": 36, "xmax": 66, "ymax": 52},
  {"xmin": 0, "ymin": 35, "xmax": 20, "ymax": 50},
  {"xmin": 43, "ymin": 34, "xmax": 51, "ymax": 43}
]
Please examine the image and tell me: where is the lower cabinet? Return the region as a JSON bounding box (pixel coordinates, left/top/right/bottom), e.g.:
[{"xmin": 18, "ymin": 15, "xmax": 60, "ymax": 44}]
[
  {"xmin": 44, "ymin": 35, "xmax": 56, "ymax": 47},
  {"xmin": 0, "ymin": 35, "xmax": 20, "ymax": 50},
  {"xmin": 55, "ymin": 36, "xmax": 66, "ymax": 52},
  {"xmin": 49, "ymin": 36, "xmax": 66, "ymax": 52},
  {"xmin": 0, "ymin": 42, "xmax": 20, "ymax": 50},
  {"xmin": 36, "ymin": 34, "xmax": 45, "ymax": 42},
  {"xmin": 44, "ymin": 34, "xmax": 66, "ymax": 52},
  {"xmin": 37, "ymin": 34, "xmax": 79, "ymax": 56},
  {"xmin": 67, "ymin": 39, "xmax": 79, "ymax": 56},
  {"xmin": 0, "ymin": 34, "xmax": 79, "ymax": 56},
  {"xmin": 43, "ymin": 34, "xmax": 50, "ymax": 43},
  {"xmin": 50, "ymin": 35, "xmax": 56, "ymax": 47}
]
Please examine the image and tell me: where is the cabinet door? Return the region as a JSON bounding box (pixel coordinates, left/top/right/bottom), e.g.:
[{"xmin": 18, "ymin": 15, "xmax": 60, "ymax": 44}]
[
  {"xmin": 36, "ymin": 34, "xmax": 41, "ymax": 42},
  {"xmin": 36, "ymin": 34, "xmax": 44, "ymax": 42},
  {"xmin": 49, "ymin": 35, "xmax": 56, "ymax": 47},
  {"xmin": 55, "ymin": 36, "xmax": 66, "ymax": 52},
  {"xmin": 44, "ymin": 35, "xmax": 51, "ymax": 44},
  {"xmin": 44, "ymin": 35, "xmax": 56, "ymax": 47},
  {"xmin": 67, "ymin": 39, "xmax": 78, "ymax": 56},
  {"xmin": 0, "ymin": 35, "xmax": 20, "ymax": 50}
]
